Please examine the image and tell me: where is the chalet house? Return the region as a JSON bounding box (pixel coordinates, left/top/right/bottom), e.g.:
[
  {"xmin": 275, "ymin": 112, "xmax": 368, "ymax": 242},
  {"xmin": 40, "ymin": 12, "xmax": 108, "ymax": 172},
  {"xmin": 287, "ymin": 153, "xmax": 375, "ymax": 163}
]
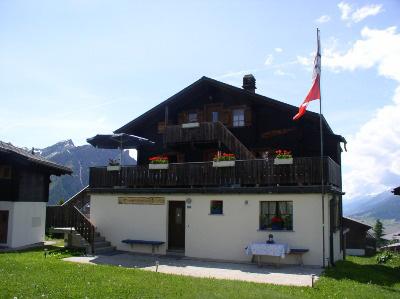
[
  {"xmin": 81, "ymin": 75, "xmax": 345, "ymax": 266},
  {"xmin": 342, "ymin": 217, "xmax": 375, "ymax": 256},
  {"xmin": 0, "ymin": 141, "xmax": 71, "ymax": 249}
]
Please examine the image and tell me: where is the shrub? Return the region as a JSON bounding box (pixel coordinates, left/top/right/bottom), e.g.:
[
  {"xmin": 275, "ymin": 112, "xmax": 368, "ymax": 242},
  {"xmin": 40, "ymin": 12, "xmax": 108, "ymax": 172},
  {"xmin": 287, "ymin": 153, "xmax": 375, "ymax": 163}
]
[{"xmin": 376, "ymin": 251, "xmax": 393, "ymax": 264}]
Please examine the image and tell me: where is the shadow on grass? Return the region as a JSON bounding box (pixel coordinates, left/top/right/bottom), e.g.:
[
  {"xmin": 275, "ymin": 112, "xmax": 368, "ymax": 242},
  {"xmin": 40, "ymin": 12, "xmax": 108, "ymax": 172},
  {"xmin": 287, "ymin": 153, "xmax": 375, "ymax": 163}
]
[{"xmin": 324, "ymin": 259, "xmax": 400, "ymax": 288}]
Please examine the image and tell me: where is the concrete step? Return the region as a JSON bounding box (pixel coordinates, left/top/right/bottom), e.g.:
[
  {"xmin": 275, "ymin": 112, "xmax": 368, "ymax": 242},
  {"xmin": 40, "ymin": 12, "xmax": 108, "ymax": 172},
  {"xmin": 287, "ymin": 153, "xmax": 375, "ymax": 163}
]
[
  {"xmin": 94, "ymin": 246, "xmax": 116, "ymax": 254},
  {"xmin": 93, "ymin": 241, "xmax": 111, "ymax": 248},
  {"xmin": 94, "ymin": 236, "xmax": 106, "ymax": 242}
]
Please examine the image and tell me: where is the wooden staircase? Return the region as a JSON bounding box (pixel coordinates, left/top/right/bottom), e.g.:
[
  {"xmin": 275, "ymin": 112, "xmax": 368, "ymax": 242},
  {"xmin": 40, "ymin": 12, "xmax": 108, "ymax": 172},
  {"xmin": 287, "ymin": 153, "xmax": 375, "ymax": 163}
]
[
  {"xmin": 46, "ymin": 187, "xmax": 115, "ymax": 254},
  {"xmin": 164, "ymin": 122, "xmax": 255, "ymax": 160}
]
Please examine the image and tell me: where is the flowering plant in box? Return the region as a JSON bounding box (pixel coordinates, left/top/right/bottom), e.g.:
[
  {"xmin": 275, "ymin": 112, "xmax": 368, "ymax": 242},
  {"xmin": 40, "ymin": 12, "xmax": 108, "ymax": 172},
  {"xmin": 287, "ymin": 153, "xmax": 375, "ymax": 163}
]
[
  {"xmin": 148, "ymin": 155, "xmax": 169, "ymax": 164},
  {"xmin": 271, "ymin": 216, "xmax": 283, "ymax": 223},
  {"xmin": 275, "ymin": 150, "xmax": 292, "ymax": 159},
  {"xmin": 213, "ymin": 152, "xmax": 235, "ymax": 162}
]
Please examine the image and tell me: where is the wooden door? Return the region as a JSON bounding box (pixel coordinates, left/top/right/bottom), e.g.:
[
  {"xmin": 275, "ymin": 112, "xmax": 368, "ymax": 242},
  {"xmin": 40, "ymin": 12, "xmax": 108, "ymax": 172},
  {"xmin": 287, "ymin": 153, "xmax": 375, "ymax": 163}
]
[
  {"xmin": 0, "ymin": 210, "xmax": 9, "ymax": 244},
  {"xmin": 168, "ymin": 201, "xmax": 185, "ymax": 250}
]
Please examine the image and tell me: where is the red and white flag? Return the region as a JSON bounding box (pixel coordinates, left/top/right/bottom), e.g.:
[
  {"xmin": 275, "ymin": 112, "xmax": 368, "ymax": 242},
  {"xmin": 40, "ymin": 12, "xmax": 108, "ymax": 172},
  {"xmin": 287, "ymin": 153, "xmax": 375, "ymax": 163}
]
[{"xmin": 293, "ymin": 31, "xmax": 321, "ymax": 120}]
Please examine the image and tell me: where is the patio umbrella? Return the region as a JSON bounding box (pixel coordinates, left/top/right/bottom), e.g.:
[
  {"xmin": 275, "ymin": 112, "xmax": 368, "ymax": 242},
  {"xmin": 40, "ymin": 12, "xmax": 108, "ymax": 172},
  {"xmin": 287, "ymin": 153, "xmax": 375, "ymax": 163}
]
[{"xmin": 87, "ymin": 133, "xmax": 154, "ymax": 165}]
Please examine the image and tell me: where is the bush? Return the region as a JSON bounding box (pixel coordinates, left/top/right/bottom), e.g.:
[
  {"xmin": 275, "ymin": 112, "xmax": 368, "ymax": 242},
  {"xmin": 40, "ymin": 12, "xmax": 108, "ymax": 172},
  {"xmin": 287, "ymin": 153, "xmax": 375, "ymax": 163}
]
[{"xmin": 376, "ymin": 251, "xmax": 393, "ymax": 264}]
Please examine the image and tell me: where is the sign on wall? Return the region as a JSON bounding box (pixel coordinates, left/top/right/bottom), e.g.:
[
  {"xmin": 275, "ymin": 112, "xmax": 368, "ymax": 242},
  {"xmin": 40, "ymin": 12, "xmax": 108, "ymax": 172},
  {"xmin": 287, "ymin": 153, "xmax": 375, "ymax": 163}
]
[{"xmin": 118, "ymin": 196, "xmax": 165, "ymax": 205}]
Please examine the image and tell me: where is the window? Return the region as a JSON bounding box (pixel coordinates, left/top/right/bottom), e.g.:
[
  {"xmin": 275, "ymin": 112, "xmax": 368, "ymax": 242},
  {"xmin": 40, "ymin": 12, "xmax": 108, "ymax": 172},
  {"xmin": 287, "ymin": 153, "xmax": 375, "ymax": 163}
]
[
  {"xmin": 259, "ymin": 201, "xmax": 293, "ymax": 230},
  {"xmin": 210, "ymin": 200, "xmax": 223, "ymax": 215},
  {"xmin": 211, "ymin": 111, "xmax": 219, "ymax": 122},
  {"xmin": 188, "ymin": 112, "xmax": 198, "ymax": 123},
  {"xmin": 232, "ymin": 109, "xmax": 245, "ymax": 127}
]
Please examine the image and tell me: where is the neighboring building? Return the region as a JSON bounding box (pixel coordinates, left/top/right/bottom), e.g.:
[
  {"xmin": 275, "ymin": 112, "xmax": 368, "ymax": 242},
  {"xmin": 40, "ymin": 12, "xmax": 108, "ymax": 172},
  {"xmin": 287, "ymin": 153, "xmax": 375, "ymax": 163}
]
[
  {"xmin": 380, "ymin": 242, "xmax": 400, "ymax": 252},
  {"xmin": 382, "ymin": 231, "xmax": 400, "ymax": 243},
  {"xmin": 84, "ymin": 75, "xmax": 345, "ymax": 266},
  {"xmin": 0, "ymin": 141, "xmax": 71, "ymax": 249},
  {"xmin": 393, "ymin": 186, "xmax": 400, "ymax": 196},
  {"xmin": 343, "ymin": 217, "xmax": 375, "ymax": 256}
]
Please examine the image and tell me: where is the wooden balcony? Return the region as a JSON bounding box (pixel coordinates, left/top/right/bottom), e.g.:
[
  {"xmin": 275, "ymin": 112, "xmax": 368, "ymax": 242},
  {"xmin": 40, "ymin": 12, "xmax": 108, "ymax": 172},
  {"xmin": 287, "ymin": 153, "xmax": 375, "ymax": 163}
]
[
  {"xmin": 164, "ymin": 122, "xmax": 255, "ymax": 160},
  {"xmin": 89, "ymin": 157, "xmax": 341, "ymax": 190}
]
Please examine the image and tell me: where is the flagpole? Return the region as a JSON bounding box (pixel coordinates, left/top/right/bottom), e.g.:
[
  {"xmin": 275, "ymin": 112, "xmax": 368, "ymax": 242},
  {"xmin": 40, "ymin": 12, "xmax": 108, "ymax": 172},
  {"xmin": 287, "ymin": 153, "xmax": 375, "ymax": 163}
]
[{"xmin": 317, "ymin": 28, "xmax": 326, "ymax": 268}]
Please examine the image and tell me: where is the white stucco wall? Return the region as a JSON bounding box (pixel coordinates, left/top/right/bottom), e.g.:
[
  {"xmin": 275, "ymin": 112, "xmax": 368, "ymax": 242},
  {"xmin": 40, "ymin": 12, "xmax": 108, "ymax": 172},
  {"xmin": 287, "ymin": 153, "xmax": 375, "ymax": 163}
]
[
  {"xmin": 90, "ymin": 193, "xmax": 339, "ymax": 266},
  {"xmin": 0, "ymin": 201, "xmax": 46, "ymax": 248}
]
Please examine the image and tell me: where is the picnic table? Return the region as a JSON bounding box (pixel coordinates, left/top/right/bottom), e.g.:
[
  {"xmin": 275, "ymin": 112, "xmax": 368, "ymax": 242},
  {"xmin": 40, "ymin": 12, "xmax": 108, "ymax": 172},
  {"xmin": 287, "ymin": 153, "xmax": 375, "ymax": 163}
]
[{"xmin": 245, "ymin": 242, "xmax": 290, "ymax": 266}]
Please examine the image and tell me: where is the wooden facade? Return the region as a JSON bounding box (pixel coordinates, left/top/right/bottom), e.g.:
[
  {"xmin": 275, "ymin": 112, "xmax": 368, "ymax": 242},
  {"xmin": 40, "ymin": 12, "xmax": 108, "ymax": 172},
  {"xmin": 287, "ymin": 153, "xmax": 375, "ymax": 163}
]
[
  {"xmin": 343, "ymin": 217, "xmax": 375, "ymax": 256},
  {"xmin": 0, "ymin": 141, "xmax": 72, "ymax": 203},
  {"xmin": 89, "ymin": 75, "xmax": 345, "ymax": 191}
]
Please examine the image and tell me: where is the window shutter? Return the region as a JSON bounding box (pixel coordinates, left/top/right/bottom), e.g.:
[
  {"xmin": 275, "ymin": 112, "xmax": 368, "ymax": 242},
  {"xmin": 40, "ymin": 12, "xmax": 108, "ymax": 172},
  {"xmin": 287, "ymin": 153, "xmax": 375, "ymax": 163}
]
[
  {"xmin": 245, "ymin": 108, "xmax": 252, "ymax": 126},
  {"xmin": 197, "ymin": 110, "xmax": 204, "ymax": 122},
  {"xmin": 221, "ymin": 109, "xmax": 231, "ymax": 126}
]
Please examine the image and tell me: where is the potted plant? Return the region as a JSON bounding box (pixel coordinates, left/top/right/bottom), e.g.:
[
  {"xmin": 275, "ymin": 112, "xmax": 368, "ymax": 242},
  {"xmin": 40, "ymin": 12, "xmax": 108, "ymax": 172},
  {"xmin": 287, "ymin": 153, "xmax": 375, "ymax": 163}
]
[
  {"xmin": 212, "ymin": 152, "xmax": 236, "ymax": 167},
  {"xmin": 107, "ymin": 159, "xmax": 121, "ymax": 171},
  {"xmin": 148, "ymin": 155, "xmax": 169, "ymax": 169},
  {"xmin": 271, "ymin": 216, "xmax": 284, "ymax": 230},
  {"xmin": 273, "ymin": 149, "xmax": 293, "ymax": 165}
]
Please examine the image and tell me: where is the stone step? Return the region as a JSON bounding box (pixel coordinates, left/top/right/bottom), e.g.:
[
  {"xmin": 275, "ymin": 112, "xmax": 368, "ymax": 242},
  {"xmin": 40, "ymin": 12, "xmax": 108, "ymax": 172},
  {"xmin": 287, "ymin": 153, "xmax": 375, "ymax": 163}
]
[
  {"xmin": 94, "ymin": 246, "xmax": 116, "ymax": 254},
  {"xmin": 93, "ymin": 241, "xmax": 111, "ymax": 248},
  {"xmin": 94, "ymin": 236, "xmax": 106, "ymax": 242}
]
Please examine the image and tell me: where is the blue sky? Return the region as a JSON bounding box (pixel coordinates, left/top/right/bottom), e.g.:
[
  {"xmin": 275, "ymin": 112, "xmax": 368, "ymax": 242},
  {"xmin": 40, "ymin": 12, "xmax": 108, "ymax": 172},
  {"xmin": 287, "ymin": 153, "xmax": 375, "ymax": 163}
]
[{"xmin": 1, "ymin": 0, "xmax": 399, "ymax": 199}]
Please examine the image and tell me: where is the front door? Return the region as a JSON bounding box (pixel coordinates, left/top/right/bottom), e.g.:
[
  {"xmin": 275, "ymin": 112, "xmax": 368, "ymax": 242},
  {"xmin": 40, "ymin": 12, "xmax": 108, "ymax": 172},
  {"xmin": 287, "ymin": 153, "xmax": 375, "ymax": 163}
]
[
  {"xmin": 0, "ymin": 210, "xmax": 9, "ymax": 244},
  {"xmin": 168, "ymin": 201, "xmax": 185, "ymax": 250}
]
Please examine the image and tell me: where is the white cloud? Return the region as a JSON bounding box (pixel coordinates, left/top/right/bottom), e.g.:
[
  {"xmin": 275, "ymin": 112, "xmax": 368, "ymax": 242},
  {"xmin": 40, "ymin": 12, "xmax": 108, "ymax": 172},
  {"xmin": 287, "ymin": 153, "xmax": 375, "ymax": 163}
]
[
  {"xmin": 264, "ymin": 54, "xmax": 274, "ymax": 65},
  {"xmin": 274, "ymin": 48, "xmax": 283, "ymax": 53},
  {"xmin": 338, "ymin": 2, "xmax": 383, "ymax": 25},
  {"xmin": 352, "ymin": 4, "xmax": 383, "ymax": 23},
  {"xmin": 321, "ymin": 26, "xmax": 400, "ymax": 199},
  {"xmin": 315, "ymin": 15, "xmax": 331, "ymax": 24},
  {"xmin": 273, "ymin": 69, "xmax": 295, "ymax": 78},
  {"xmin": 338, "ymin": 2, "xmax": 352, "ymax": 20}
]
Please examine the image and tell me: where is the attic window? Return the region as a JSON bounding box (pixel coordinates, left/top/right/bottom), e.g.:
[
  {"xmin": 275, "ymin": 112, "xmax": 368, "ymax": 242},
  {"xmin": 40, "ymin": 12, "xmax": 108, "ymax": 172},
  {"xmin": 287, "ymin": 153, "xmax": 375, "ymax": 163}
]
[
  {"xmin": 188, "ymin": 112, "xmax": 198, "ymax": 123},
  {"xmin": 232, "ymin": 109, "xmax": 245, "ymax": 127}
]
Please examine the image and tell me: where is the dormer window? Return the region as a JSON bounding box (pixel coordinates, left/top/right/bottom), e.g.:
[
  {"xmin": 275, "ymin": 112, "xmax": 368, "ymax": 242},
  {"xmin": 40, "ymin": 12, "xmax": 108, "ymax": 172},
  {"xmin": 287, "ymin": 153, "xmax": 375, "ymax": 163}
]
[
  {"xmin": 232, "ymin": 109, "xmax": 245, "ymax": 127},
  {"xmin": 188, "ymin": 112, "xmax": 198, "ymax": 123}
]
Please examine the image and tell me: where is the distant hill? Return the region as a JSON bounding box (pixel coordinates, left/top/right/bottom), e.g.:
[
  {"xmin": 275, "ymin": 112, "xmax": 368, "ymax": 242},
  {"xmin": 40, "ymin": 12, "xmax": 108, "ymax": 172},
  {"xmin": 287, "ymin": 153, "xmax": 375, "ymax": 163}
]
[
  {"xmin": 38, "ymin": 140, "xmax": 136, "ymax": 205},
  {"xmin": 344, "ymin": 190, "xmax": 400, "ymax": 234}
]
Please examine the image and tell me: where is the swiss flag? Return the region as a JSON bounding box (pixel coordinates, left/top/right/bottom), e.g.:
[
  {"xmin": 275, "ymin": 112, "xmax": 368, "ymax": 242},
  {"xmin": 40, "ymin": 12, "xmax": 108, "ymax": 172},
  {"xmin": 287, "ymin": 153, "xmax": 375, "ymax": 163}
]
[{"xmin": 293, "ymin": 31, "xmax": 321, "ymax": 120}]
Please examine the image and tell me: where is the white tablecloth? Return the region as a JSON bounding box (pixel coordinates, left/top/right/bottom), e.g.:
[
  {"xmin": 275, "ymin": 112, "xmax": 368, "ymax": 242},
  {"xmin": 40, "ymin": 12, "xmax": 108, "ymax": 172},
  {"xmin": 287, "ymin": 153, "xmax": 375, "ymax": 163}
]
[{"xmin": 245, "ymin": 243, "xmax": 290, "ymax": 258}]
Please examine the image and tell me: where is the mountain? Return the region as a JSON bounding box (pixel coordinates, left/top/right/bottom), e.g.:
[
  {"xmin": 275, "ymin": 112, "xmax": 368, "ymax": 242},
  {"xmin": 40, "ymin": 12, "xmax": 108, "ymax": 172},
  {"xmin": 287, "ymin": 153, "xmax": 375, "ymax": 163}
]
[
  {"xmin": 38, "ymin": 140, "xmax": 136, "ymax": 205},
  {"xmin": 344, "ymin": 190, "xmax": 400, "ymax": 233}
]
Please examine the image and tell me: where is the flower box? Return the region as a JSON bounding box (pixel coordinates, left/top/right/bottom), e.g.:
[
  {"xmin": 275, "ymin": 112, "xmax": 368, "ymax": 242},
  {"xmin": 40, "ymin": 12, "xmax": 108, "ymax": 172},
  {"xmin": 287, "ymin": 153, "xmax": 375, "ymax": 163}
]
[
  {"xmin": 107, "ymin": 165, "xmax": 121, "ymax": 171},
  {"xmin": 274, "ymin": 158, "xmax": 293, "ymax": 165},
  {"xmin": 212, "ymin": 160, "xmax": 235, "ymax": 168},
  {"xmin": 182, "ymin": 122, "xmax": 200, "ymax": 128},
  {"xmin": 149, "ymin": 164, "xmax": 169, "ymax": 170}
]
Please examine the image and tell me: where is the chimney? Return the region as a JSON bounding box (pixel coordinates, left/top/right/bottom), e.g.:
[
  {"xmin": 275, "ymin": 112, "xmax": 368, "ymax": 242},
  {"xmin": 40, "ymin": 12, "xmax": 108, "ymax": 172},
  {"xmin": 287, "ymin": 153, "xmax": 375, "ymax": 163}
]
[{"xmin": 242, "ymin": 74, "xmax": 256, "ymax": 93}]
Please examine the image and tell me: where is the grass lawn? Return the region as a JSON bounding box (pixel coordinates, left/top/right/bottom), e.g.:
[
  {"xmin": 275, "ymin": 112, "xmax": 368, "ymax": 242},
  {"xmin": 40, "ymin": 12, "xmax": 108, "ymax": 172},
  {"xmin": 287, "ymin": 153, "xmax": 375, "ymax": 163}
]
[{"xmin": 0, "ymin": 245, "xmax": 399, "ymax": 299}]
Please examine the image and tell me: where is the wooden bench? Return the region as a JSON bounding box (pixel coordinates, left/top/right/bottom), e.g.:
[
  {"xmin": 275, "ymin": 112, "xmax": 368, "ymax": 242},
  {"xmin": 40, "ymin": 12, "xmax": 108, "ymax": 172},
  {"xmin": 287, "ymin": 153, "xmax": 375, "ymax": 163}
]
[
  {"xmin": 289, "ymin": 249, "xmax": 309, "ymax": 265},
  {"xmin": 121, "ymin": 239, "xmax": 165, "ymax": 254}
]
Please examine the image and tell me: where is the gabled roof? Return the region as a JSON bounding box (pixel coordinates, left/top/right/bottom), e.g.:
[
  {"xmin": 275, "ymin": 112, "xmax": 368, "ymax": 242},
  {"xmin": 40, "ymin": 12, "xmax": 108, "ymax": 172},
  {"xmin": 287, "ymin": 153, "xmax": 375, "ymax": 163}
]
[
  {"xmin": 115, "ymin": 76, "xmax": 343, "ymax": 141},
  {"xmin": 0, "ymin": 141, "xmax": 72, "ymax": 175},
  {"xmin": 342, "ymin": 217, "xmax": 372, "ymax": 230}
]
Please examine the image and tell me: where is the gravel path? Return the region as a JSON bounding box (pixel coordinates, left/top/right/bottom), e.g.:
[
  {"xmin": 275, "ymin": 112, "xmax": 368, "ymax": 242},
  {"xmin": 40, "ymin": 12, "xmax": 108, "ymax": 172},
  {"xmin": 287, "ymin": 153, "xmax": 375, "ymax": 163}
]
[{"xmin": 64, "ymin": 252, "xmax": 322, "ymax": 286}]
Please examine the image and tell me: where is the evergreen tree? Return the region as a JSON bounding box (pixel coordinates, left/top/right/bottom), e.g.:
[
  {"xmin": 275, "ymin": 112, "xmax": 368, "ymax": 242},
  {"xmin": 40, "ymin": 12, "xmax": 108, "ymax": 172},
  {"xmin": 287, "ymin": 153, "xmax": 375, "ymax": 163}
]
[{"xmin": 373, "ymin": 219, "xmax": 384, "ymax": 247}]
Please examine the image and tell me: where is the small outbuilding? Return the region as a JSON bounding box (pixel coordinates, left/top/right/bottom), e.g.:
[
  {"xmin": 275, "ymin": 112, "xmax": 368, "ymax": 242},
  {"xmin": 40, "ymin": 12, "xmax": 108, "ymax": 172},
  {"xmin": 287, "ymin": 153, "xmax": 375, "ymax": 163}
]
[
  {"xmin": 343, "ymin": 217, "xmax": 375, "ymax": 256},
  {"xmin": 393, "ymin": 186, "xmax": 400, "ymax": 196},
  {"xmin": 0, "ymin": 141, "xmax": 71, "ymax": 249}
]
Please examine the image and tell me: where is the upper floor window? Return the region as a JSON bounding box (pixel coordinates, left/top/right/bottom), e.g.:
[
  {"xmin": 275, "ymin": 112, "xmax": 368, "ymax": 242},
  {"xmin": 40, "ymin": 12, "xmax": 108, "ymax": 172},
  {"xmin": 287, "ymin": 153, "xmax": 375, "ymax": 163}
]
[
  {"xmin": 188, "ymin": 112, "xmax": 198, "ymax": 123},
  {"xmin": 232, "ymin": 109, "xmax": 245, "ymax": 127},
  {"xmin": 211, "ymin": 111, "xmax": 219, "ymax": 123}
]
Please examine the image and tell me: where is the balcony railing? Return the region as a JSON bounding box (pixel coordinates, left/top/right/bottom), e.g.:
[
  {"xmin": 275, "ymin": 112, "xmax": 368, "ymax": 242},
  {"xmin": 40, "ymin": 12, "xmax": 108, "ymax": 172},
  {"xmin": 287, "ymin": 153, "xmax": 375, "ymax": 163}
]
[
  {"xmin": 164, "ymin": 122, "xmax": 255, "ymax": 160},
  {"xmin": 89, "ymin": 157, "xmax": 341, "ymax": 189}
]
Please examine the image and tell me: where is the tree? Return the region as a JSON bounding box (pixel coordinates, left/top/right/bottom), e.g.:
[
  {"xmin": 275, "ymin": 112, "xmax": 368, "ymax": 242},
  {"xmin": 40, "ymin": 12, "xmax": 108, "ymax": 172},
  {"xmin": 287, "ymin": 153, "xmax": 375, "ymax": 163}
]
[
  {"xmin": 58, "ymin": 199, "xmax": 65, "ymax": 206},
  {"xmin": 373, "ymin": 219, "xmax": 385, "ymax": 247}
]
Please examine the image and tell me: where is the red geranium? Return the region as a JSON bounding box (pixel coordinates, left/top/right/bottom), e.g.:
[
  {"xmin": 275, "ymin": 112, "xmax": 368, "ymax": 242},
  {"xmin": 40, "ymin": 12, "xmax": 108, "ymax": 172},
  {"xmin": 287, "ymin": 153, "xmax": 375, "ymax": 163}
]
[
  {"xmin": 275, "ymin": 149, "xmax": 292, "ymax": 159},
  {"xmin": 271, "ymin": 216, "xmax": 283, "ymax": 223},
  {"xmin": 148, "ymin": 155, "xmax": 169, "ymax": 164},
  {"xmin": 213, "ymin": 151, "xmax": 235, "ymax": 162}
]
